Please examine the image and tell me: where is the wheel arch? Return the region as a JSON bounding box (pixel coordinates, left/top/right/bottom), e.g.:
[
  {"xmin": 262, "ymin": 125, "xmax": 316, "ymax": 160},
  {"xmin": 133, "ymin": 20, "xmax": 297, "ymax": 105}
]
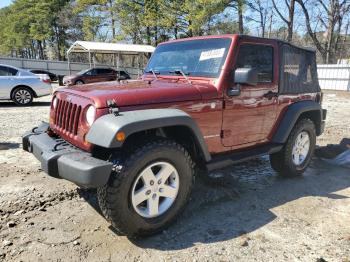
[
  {"xmin": 87, "ymin": 109, "xmax": 211, "ymax": 162},
  {"xmin": 11, "ymin": 85, "xmax": 38, "ymax": 98},
  {"xmin": 272, "ymin": 100, "xmax": 323, "ymax": 144}
]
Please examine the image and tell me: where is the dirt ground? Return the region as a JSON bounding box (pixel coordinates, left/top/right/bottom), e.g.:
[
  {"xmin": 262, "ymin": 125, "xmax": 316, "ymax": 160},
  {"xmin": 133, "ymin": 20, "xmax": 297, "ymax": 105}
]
[{"xmin": 0, "ymin": 90, "xmax": 350, "ymax": 262}]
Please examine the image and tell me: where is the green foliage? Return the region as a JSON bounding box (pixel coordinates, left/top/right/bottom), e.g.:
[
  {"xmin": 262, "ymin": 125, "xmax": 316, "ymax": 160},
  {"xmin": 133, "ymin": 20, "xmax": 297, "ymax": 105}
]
[
  {"xmin": 114, "ymin": 0, "xmax": 227, "ymax": 45},
  {"xmin": 2, "ymin": 0, "xmax": 346, "ymax": 63},
  {"xmin": 0, "ymin": 0, "xmax": 76, "ymax": 59},
  {"xmin": 75, "ymin": 0, "xmax": 117, "ymax": 40}
]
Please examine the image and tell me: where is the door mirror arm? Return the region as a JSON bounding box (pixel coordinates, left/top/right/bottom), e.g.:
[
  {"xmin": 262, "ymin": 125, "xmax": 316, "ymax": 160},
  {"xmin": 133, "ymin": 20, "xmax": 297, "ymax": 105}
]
[{"xmin": 227, "ymin": 84, "xmax": 241, "ymax": 96}]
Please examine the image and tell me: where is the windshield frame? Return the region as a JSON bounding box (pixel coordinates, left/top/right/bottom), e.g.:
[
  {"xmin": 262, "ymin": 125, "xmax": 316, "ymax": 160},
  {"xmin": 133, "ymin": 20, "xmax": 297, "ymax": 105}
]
[{"xmin": 145, "ymin": 37, "xmax": 232, "ymax": 78}]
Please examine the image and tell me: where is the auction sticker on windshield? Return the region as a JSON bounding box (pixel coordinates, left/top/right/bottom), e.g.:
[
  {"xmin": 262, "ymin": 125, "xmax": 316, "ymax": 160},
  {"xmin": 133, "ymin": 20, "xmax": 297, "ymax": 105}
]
[{"xmin": 199, "ymin": 48, "xmax": 225, "ymax": 61}]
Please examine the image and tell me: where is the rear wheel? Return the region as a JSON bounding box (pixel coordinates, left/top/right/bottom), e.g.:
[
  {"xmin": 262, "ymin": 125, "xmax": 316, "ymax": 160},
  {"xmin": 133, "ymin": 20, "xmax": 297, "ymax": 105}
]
[
  {"xmin": 270, "ymin": 118, "xmax": 316, "ymax": 177},
  {"xmin": 12, "ymin": 87, "xmax": 33, "ymax": 106},
  {"xmin": 97, "ymin": 139, "xmax": 194, "ymax": 237}
]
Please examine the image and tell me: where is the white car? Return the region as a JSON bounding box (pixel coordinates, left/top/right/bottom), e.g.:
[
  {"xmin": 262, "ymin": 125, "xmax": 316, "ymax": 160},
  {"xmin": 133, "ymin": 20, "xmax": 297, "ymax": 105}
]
[{"xmin": 0, "ymin": 64, "xmax": 52, "ymax": 105}]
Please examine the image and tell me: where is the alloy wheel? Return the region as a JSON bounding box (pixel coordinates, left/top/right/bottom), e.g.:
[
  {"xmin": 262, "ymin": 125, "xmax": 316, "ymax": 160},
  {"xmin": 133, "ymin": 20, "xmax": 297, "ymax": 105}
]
[
  {"xmin": 131, "ymin": 161, "xmax": 180, "ymax": 218},
  {"xmin": 14, "ymin": 89, "xmax": 32, "ymax": 105},
  {"xmin": 292, "ymin": 131, "xmax": 310, "ymax": 165}
]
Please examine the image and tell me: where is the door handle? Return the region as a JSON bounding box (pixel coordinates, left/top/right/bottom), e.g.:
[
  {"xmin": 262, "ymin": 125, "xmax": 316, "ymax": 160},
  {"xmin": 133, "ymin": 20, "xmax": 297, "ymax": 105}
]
[{"xmin": 263, "ymin": 91, "xmax": 278, "ymax": 99}]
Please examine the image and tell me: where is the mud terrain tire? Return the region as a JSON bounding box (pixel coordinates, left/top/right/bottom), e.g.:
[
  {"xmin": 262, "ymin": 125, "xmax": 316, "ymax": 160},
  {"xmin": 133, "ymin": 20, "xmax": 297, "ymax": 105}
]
[
  {"xmin": 97, "ymin": 138, "xmax": 194, "ymax": 237},
  {"xmin": 270, "ymin": 118, "xmax": 316, "ymax": 177}
]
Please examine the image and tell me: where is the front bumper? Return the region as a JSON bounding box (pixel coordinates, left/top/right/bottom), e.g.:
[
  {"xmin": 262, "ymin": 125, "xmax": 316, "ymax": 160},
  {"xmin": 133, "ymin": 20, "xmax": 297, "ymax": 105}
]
[{"xmin": 22, "ymin": 122, "xmax": 112, "ymax": 188}]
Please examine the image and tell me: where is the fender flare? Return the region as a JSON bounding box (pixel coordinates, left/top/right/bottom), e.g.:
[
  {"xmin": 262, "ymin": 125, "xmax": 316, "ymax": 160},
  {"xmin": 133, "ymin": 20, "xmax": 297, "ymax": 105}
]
[
  {"xmin": 272, "ymin": 100, "xmax": 323, "ymax": 144},
  {"xmin": 86, "ymin": 109, "xmax": 211, "ymax": 161}
]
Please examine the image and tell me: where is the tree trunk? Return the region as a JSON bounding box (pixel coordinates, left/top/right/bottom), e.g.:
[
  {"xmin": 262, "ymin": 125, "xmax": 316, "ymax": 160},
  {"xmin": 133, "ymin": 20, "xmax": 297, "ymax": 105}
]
[
  {"xmin": 296, "ymin": 0, "xmax": 327, "ymax": 62},
  {"xmin": 287, "ymin": 0, "xmax": 295, "ymax": 42},
  {"xmin": 146, "ymin": 26, "xmax": 151, "ymax": 45},
  {"xmin": 268, "ymin": 12, "xmax": 273, "ymax": 38},
  {"xmin": 38, "ymin": 41, "xmax": 44, "ymax": 60},
  {"xmin": 188, "ymin": 20, "xmax": 193, "ymax": 37},
  {"xmin": 238, "ymin": 0, "xmax": 244, "ymax": 34},
  {"xmin": 174, "ymin": 26, "xmax": 178, "ymax": 39},
  {"xmin": 272, "ymin": 0, "xmax": 295, "ymax": 41},
  {"xmin": 154, "ymin": 25, "xmax": 158, "ymax": 45}
]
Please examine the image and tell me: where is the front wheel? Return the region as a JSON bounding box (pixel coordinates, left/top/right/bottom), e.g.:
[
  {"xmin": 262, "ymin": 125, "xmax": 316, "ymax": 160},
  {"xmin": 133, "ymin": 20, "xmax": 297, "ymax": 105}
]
[
  {"xmin": 270, "ymin": 118, "xmax": 316, "ymax": 177},
  {"xmin": 97, "ymin": 139, "xmax": 194, "ymax": 237}
]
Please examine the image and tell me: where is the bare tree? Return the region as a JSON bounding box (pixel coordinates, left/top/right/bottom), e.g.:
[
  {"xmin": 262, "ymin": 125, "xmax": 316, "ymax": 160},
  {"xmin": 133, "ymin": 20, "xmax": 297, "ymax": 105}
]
[
  {"xmin": 246, "ymin": 0, "xmax": 271, "ymax": 37},
  {"xmin": 271, "ymin": 0, "xmax": 296, "ymax": 42},
  {"xmin": 296, "ymin": 0, "xmax": 350, "ymax": 63},
  {"xmin": 227, "ymin": 0, "xmax": 245, "ymax": 34}
]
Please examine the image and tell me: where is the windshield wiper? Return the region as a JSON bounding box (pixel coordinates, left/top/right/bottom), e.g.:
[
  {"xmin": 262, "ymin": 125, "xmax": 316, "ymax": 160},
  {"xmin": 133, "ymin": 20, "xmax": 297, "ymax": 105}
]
[
  {"xmin": 169, "ymin": 70, "xmax": 191, "ymax": 84},
  {"xmin": 145, "ymin": 68, "xmax": 159, "ymax": 80}
]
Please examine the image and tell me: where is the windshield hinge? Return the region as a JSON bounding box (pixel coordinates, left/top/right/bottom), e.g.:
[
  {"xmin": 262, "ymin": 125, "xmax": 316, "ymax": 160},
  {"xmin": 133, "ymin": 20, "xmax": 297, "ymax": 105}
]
[{"xmin": 107, "ymin": 99, "xmax": 119, "ymax": 116}]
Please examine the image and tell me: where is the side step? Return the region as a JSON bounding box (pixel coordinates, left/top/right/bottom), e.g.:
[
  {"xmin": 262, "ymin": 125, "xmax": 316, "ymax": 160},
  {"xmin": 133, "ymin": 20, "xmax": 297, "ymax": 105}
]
[{"xmin": 206, "ymin": 144, "xmax": 283, "ymax": 171}]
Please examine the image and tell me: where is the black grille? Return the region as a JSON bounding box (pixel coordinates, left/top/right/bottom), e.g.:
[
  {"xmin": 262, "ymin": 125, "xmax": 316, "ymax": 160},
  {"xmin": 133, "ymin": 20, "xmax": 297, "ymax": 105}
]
[{"xmin": 54, "ymin": 98, "xmax": 82, "ymax": 135}]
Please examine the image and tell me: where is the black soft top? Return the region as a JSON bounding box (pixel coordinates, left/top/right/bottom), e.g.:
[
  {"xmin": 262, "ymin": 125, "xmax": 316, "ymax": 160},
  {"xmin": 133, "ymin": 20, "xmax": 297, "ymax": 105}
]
[
  {"xmin": 238, "ymin": 35, "xmax": 316, "ymax": 53},
  {"xmin": 239, "ymin": 35, "xmax": 320, "ymax": 94}
]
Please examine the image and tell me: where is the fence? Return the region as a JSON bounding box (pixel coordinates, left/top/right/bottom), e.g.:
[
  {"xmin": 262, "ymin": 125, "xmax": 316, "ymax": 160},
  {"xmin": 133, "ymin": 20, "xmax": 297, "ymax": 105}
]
[
  {"xmin": 0, "ymin": 57, "xmax": 349, "ymax": 91},
  {"xmin": 0, "ymin": 56, "xmax": 143, "ymax": 79},
  {"xmin": 317, "ymin": 64, "xmax": 350, "ymax": 91}
]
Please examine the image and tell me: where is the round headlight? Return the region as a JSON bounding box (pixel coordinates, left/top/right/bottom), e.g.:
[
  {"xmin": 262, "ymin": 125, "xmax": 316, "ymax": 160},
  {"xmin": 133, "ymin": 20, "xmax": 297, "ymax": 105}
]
[
  {"xmin": 52, "ymin": 97, "xmax": 58, "ymax": 109},
  {"xmin": 86, "ymin": 105, "xmax": 96, "ymax": 126}
]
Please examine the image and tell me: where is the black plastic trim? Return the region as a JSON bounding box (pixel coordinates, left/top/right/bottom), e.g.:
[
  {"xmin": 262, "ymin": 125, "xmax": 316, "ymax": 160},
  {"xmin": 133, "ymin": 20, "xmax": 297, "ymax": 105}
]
[
  {"xmin": 22, "ymin": 123, "xmax": 112, "ymax": 188},
  {"xmin": 272, "ymin": 101, "xmax": 324, "ymax": 144},
  {"xmin": 86, "ymin": 109, "xmax": 211, "ymax": 162},
  {"xmin": 206, "ymin": 143, "xmax": 283, "ymax": 171}
]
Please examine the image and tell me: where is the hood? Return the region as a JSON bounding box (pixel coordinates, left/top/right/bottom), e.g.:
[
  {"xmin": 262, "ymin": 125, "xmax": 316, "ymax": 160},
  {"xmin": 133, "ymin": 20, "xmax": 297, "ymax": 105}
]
[{"xmin": 55, "ymin": 79, "xmax": 219, "ymax": 109}]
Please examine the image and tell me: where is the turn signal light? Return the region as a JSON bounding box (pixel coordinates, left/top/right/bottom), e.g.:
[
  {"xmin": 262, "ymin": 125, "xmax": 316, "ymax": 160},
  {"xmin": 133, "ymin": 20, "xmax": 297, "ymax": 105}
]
[{"xmin": 116, "ymin": 131, "xmax": 126, "ymax": 142}]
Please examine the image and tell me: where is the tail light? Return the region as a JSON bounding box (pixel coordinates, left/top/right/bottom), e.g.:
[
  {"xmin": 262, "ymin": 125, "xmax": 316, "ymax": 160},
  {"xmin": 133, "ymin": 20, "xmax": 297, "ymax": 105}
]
[
  {"xmin": 39, "ymin": 74, "xmax": 51, "ymax": 84},
  {"xmin": 42, "ymin": 78, "xmax": 51, "ymax": 84}
]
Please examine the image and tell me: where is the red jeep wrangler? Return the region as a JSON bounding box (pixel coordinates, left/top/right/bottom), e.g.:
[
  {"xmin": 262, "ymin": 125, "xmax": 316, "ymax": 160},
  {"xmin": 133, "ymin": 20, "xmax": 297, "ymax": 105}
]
[{"xmin": 23, "ymin": 35, "xmax": 326, "ymax": 237}]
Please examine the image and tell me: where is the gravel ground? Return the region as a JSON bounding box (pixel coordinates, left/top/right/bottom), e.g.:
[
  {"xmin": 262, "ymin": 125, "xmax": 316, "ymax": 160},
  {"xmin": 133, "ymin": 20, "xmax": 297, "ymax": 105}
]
[{"xmin": 0, "ymin": 90, "xmax": 349, "ymax": 262}]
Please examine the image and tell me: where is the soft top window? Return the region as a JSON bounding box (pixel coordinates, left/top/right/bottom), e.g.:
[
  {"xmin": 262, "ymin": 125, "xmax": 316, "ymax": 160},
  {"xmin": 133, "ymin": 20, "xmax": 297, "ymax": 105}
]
[
  {"xmin": 236, "ymin": 44, "xmax": 273, "ymax": 83},
  {"xmin": 279, "ymin": 44, "xmax": 320, "ymax": 94}
]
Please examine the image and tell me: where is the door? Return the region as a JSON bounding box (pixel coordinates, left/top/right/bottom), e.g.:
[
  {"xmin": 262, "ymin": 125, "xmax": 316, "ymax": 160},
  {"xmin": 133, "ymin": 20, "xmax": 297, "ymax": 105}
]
[
  {"xmin": 0, "ymin": 66, "xmax": 17, "ymax": 99},
  {"xmin": 97, "ymin": 68, "xmax": 116, "ymax": 81},
  {"xmin": 83, "ymin": 69, "xmax": 98, "ymax": 84},
  {"xmin": 222, "ymin": 43, "xmax": 278, "ymax": 147}
]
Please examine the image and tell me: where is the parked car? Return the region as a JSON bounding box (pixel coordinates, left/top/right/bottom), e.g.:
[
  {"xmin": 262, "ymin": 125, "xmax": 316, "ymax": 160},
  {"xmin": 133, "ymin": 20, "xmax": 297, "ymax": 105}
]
[
  {"xmin": 30, "ymin": 69, "xmax": 58, "ymax": 82},
  {"xmin": 63, "ymin": 67, "xmax": 130, "ymax": 86},
  {"xmin": 0, "ymin": 64, "xmax": 52, "ymax": 105},
  {"xmin": 117, "ymin": 70, "xmax": 131, "ymax": 80},
  {"xmin": 23, "ymin": 35, "xmax": 326, "ymax": 237}
]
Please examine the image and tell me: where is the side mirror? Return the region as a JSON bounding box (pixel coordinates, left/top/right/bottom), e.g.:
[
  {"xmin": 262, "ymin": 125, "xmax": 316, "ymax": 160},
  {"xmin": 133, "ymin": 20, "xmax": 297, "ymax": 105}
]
[{"xmin": 234, "ymin": 68, "xmax": 258, "ymax": 86}]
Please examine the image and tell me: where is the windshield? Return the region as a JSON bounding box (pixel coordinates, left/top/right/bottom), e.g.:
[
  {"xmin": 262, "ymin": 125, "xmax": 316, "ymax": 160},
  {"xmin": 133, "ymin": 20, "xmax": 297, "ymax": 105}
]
[
  {"xmin": 145, "ymin": 38, "xmax": 231, "ymax": 78},
  {"xmin": 78, "ymin": 68, "xmax": 90, "ymax": 75}
]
